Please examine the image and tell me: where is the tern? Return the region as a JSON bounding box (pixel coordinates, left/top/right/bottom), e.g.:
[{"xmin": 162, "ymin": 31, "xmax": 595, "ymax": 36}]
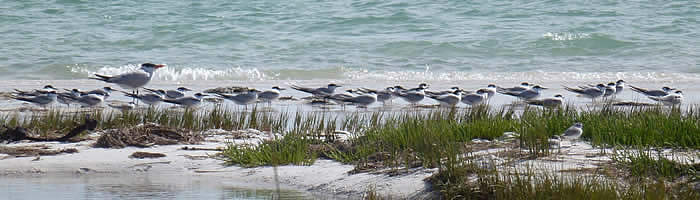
[
  {"xmin": 163, "ymin": 93, "xmax": 208, "ymax": 108},
  {"xmin": 258, "ymin": 86, "xmax": 286, "ymax": 103},
  {"xmin": 560, "ymin": 122, "xmax": 583, "ymax": 141},
  {"xmin": 324, "ymin": 89, "xmax": 358, "ymax": 106},
  {"xmin": 461, "ymin": 89, "xmax": 488, "ymax": 106},
  {"xmin": 496, "ymin": 82, "xmax": 532, "ymax": 93},
  {"xmin": 603, "ymin": 83, "xmax": 617, "ymax": 98},
  {"xmin": 425, "ymin": 86, "xmax": 460, "ymax": 96},
  {"xmin": 13, "ymin": 85, "xmax": 58, "ymax": 96},
  {"xmin": 498, "ymin": 85, "xmax": 546, "ymax": 101},
  {"xmin": 108, "ymin": 102, "xmax": 136, "ymax": 111},
  {"xmin": 552, "ymin": 122, "xmax": 584, "ymax": 150},
  {"xmin": 392, "ymin": 85, "xmax": 407, "ymax": 94},
  {"xmin": 144, "ymin": 87, "xmax": 191, "ymax": 100},
  {"xmin": 359, "ymin": 87, "xmax": 395, "ymax": 104},
  {"xmin": 482, "ymin": 84, "xmax": 497, "ymax": 99},
  {"xmin": 396, "ymin": 88, "xmax": 426, "ymax": 105},
  {"xmin": 216, "ymin": 89, "xmax": 260, "ymax": 106},
  {"xmin": 429, "ymin": 90, "xmax": 463, "ymax": 107},
  {"xmin": 564, "ymin": 84, "xmax": 606, "ymax": 101},
  {"xmin": 122, "ymin": 90, "xmax": 164, "ymax": 106},
  {"xmin": 403, "ymin": 83, "xmax": 429, "ymax": 92},
  {"xmin": 10, "ymin": 91, "xmax": 57, "ymax": 107},
  {"xmin": 629, "ymin": 86, "xmax": 675, "ymax": 97},
  {"xmin": 648, "ymin": 90, "xmax": 683, "ymax": 106},
  {"xmin": 615, "ymin": 80, "xmax": 625, "ymax": 95},
  {"xmin": 330, "ymin": 91, "xmax": 378, "ymax": 107},
  {"xmin": 527, "ymin": 94, "xmax": 564, "ymax": 107},
  {"xmin": 291, "ymin": 83, "xmax": 341, "ymax": 96},
  {"xmin": 90, "ymin": 63, "xmax": 165, "ymax": 102},
  {"xmin": 56, "ymin": 89, "xmax": 81, "ymax": 106},
  {"xmin": 70, "ymin": 93, "xmax": 106, "ymax": 108},
  {"xmin": 70, "ymin": 87, "xmax": 117, "ymax": 100}
]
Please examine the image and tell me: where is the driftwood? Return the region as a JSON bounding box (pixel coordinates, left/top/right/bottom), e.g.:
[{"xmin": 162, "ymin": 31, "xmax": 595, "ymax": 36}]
[
  {"xmin": 95, "ymin": 123, "xmax": 203, "ymax": 149},
  {"xmin": 130, "ymin": 151, "xmax": 167, "ymax": 159},
  {"xmin": 0, "ymin": 117, "xmax": 97, "ymax": 143},
  {"xmin": 202, "ymin": 86, "xmax": 251, "ymax": 94},
  {"xmin": 180, "ymin": 146, "xmax": 224, "ymax": 151},
  {"xmin": 0, "ymin": 145, "xmax": 78, "ymax": 157}
]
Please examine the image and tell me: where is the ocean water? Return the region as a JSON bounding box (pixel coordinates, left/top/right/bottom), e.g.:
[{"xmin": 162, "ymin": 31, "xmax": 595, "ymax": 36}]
[{"xmin": 0, "ymin": 0, "xmax": 698, "ymax": 82}]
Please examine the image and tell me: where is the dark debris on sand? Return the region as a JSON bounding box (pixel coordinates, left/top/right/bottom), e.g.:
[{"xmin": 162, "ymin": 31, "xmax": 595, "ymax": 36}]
[
  {"xmin": 1, "ymin": 117, "xmax": 97, "ymax": 143},
  {"xmin": 95, "ymin": 123, "xmax": 203, "ymax": 148},
  {"xmin": 0, "ymin": 145, "xmax": 78, "ymax": 158},
  {"xmin": 203, "ymin": 86, "xmax": 252, "ymax": 94},
  {"xmin": 129, "ymin": 151, "xmax": 167, "ymax": 159}
]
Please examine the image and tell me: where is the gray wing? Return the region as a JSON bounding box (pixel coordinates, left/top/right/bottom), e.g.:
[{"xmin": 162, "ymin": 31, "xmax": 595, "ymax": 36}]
[
  {"xmin": 576, "ymin": 88, "xmax": 602, "ymax": 97},
  {"xmin": 399, "ymin": 92, "xmax": 424, "ymax": 101},
  {"xmin": 376, "ymin": 93, "xmax": 392, "ymax": 101},
  {"xmin": 648, "ymin": 95, "xmax": 674, "ymax": 102},
  {"xmin": 79, "ymin": 95, "xmax": 103, "ymax": 107},
  {"xmin": 543, "ymin": 98, "xmax": 562, "ymax": 106},
  {"xmin": 318, "ymin": 87, "xmax": 335, "ymax": 95},
  {"xmin": 258, "ymin": 91, "xmax": 280, "ymax": 100},
  {"xmin": 177, "ymin": 97, "xmax": 201, "ymax": 106},
  {"xmin": 644, "ymin": 90, "xmax": 667, "ymax": 97},
  {"xmin": 109, "ymin": 71, "xmax": 151, "ymax": 88},
  {"xmin": 347, "ymin": 95, "xmax": 376, "ymax": 105},
  {"xmin": 461, "ymin": 94, "xmax": 484, "ymax": 104},
  {"xmin": 291, "ymin": 85, "xmax": 319, "ymax": 94},
  {"xmin": 526, "ymin": 99, "xmax": 545, "ymax": 106},
  {"xmin": 518, "ymin": 90, "xmax": 539, "ymax": 100},
  {"xmin": 13, "ymin": 95, "xmax": 54, "ymax": 104},
  {"xmin": 166, "ymin": 90, "xmax": 185, "ymax": 99},
  {"xmin": 562, "ymin": 127, "xmax": 581, "ymax": 137}
]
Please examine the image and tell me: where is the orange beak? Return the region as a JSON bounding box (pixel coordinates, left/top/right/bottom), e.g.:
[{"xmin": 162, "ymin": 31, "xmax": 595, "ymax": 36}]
[{"xmin": 155, "ymin": 64, "xmax": 166, "ymax": 69}]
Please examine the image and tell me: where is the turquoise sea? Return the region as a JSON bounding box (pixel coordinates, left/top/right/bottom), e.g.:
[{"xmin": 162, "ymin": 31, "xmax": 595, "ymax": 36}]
[{"xmin": 0, "ymin": 0, "xmax": 698, "ymax": 81}]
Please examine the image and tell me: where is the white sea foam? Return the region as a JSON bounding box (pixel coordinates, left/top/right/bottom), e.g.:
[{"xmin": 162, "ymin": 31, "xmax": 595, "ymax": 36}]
[
  {"xmin": 344, "ymin": 67, "xmax": 700, "ymax": 83},
  {"xmin": 71, "ymin": 64, "xmax": 700, "ymax": 83},
  {"xmin": 71, "ymin": 64, "xmax": 267, "ymax": 81},
  {"xmin": 542, "ymin": 32, "xmax": 591, "ymax": 41}
]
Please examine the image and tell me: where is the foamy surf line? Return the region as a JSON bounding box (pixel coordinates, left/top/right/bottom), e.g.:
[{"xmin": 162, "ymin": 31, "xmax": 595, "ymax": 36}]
[{"xmin": 67, "ymin": 64, "xmax": 700, "ymax": 83}]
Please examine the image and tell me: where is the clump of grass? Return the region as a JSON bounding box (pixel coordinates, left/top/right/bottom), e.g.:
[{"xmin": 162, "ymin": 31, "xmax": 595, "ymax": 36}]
[
  {"xmin": 612, "ymin": 149, "xmax": 699, "ymax": 181},
  {"xmin": 429, "ymin": 163, "xmax": 700, "ymax": 200},
  {"xmin": 0, "ymin": 107, "xmax": 291, "ymax": 134},
  {"xmin": 580, "ymin": 106, "xmax": 700, "ymax": 148},
  {"xmin": 220, "ymin": 134, "xmax": 316, "ymax": 167},
  {"xmin": 340, "ymin": 106, "xmax": 520, "ymax": 170}
]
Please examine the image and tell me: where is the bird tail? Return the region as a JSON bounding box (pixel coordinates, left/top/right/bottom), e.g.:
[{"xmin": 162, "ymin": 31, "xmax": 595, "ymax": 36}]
[
  {"xmin": 89, "ymin": 74, "xmax": 111, "ymax": 82},
  {"xmin": 427, "ymin": 95, "xmax": 441, "ymax": 100},
  {"xmin": 290, "ymin": 85, "xmax": 315, "ymax": 94},
  {"xmin": 495, "ymin": 87, "xmax": 511, "ymax": 94},
  {"xmin": 9, "ymin": 95, "xmax": 28, "ymax": 101},
  {"xmin": 628, "ymin": 85, "xmax": 646, "ymax": 94},
  {"xmin": 162, "ymin": 99, "xmax": 178, "ymax": 104},
  {"xmin": 563, "ymin": 86, "xmax": 583, "ymax": 94},
  {"xmin": 496, "ymin": 89, "xmax": 520, "ymax": 97},
  {"xmin": 143, "ymin": 87, "xmax": 158, "ymax": 93},
  {"xmin": 358, "ymin": 87, "xmax": 377, "ymax": 93},
  {"xmin": 121, "ymin": 91, "xmax": 138, "ymax": 98},
  {"xmin": 647, "ymin": 96, "xmax": 661, "ymax": 102}
]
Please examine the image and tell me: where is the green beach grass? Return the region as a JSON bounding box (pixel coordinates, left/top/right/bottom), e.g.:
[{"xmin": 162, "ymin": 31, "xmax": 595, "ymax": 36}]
[{"xmin": 1, "ymin": 105, "xmax": 699, "ymax": 199}]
